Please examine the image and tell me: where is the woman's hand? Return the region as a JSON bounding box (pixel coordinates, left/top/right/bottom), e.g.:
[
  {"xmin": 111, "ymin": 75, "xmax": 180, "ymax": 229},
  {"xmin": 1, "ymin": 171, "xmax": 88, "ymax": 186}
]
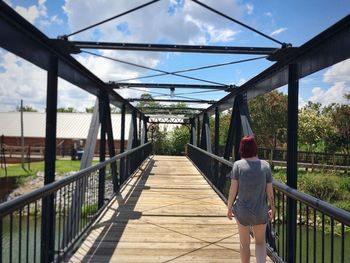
[{"xmin": 227, "ymin": 207, "xmax": 234, "ymax": 220}]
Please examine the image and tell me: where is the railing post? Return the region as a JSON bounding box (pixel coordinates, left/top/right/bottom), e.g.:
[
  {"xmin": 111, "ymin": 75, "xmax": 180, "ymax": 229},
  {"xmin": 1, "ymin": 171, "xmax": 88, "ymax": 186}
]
[
  {"xmin": 286, "ymin": 63, "xmax": 299, "ymax": 263},
  {"xmin": 98, "ymin": 93, "xmax": 106, "ymax": 209},
  {"xmin": 41, "ymin": 55, "xmax": 58, "ymax": 263}
]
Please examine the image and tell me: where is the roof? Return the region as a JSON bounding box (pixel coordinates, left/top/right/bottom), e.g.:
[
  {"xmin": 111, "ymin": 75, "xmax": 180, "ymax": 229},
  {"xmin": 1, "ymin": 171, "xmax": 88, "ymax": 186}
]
[{"xmin": 0, "ymin": 112, "xmax": 131, "ymax": 140}]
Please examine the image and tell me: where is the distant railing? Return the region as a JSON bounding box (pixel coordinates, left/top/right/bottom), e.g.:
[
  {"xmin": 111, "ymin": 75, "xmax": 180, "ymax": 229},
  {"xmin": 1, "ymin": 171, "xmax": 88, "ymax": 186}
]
[
  {"xmin": 0, "ymin": 142, "xmax": 152, "ymax": 263},
  {"xmin": 258, "ymin": 148, "xmax": 350, "ymax": 168},
  {"xmin": 187, "ymin": 143, "xmax": 350, "ymax": 263}
]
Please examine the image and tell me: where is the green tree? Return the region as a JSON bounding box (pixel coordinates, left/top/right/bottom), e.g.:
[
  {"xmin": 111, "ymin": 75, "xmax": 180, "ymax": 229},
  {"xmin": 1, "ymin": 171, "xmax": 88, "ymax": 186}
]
[
  {"xmin": 298, "ymin": 107, "xmax": 334, "ymax": 152},
  {"xmin": 57, "ymin": 107, "xmax": 76, "ymax": 113},
  {"xmin": 137, "ymin": 93, "xmax": 161, "ymax": 113},
  {"xmin": 248, "ymin": 91, "xmax": 288, "ymax": 149},
  {"xmin": 85, "ymin": 106, "xmax": 95, "ymax": 113},
  {"xmin": 170, "ymin": 126, "xmax": 190, "ymax": 155},
  {"xmin": 16, "ymin": 105, "xmax": 37, "ymax": 112}
]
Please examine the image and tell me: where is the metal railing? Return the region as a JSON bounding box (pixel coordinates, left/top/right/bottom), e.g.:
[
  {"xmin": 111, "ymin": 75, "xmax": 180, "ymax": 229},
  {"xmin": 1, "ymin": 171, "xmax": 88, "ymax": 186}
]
[
  {"xmin": 187, "ymin": 143, "xmax": 350, "ymax": 263},
  {"xmin": 0, "ymin": 142, "xmax": 152, "ymax": 263}
]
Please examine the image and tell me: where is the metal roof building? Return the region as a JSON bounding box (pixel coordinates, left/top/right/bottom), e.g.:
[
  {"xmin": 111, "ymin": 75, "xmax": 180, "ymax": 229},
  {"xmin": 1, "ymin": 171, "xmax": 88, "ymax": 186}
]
[{"xmin": 0, "ymin": 112, "xmax": 131, "ymax": 139}]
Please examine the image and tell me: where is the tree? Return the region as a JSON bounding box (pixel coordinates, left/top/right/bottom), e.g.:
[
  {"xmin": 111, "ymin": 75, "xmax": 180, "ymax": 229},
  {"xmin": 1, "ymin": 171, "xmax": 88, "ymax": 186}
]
[
  {"xmin": 248, "ymin": 91, "xmax": 288, "ymax": 149},
  {"xmin": 16, "ymin": 105, "xmax": 37, "ymax": 112},
  {"xmin": 170, "ymin": 126, "xmax": 190, "ymax": 155},
  {"xmin": 57, "ymin": 107, "xmax": 76, "ymax": 113},
  {"xmin": 137, "ymin": 93, "xmax": 161, "ymax": 112},
  {"xmin": 298, "ymin": 107, "xmax": 334, "ymax": 152},
  {"xmin": 85, "ymin": 106, "xmax": 95, "ymax": 113}
]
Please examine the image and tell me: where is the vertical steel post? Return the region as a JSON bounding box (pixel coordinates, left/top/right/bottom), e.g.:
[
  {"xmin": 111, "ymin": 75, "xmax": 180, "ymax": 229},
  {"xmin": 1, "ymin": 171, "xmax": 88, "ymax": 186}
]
[
  {"xmin": 214, "ymin": 107, "xmax": 220, "ymax": 183},
  {"xmin": 105, "ymin": 95, "xmax": 118, "ymax": 192},
  {"xmin": 286, "ymin": 63, "xmax": 298, "ymax": 263},
  {"xmin": 143, "ymin": 116, "xmax": 148, "ymax": 143},
  {"xmin": 190, "ymin": 118, "xmax": 194, "ymax": 145},
  {"xmin": 41, "ymin": 55, "xmax": 58, "ymax": 263},
  {"xmin": 119, "ymin": 104, "xmax": 126, "ymax": 183},
  {"xmin": 98, "ymin": 93, "xmax": 106, "ymax": 209},
  {"xmin": 196, "ymin": 116, "xmax": 200, "ymax": 147},
  {"xmin": 233, "ymin": 95, "xmax": 243, "ymax": 161},
  {"xmin": 132, "ymin": 110, "xmax": 138, "ymax": 148},
  {"xmin": 200, "ymin": 113, "xmax": 207, "ymax": 150}
]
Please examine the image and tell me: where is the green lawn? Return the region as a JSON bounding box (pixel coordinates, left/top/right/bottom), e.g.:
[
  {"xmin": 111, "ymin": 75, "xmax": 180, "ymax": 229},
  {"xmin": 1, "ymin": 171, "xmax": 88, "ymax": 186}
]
[{"xmin": 0, "ymin": 160, "xmax": 98, "ymax": 177}]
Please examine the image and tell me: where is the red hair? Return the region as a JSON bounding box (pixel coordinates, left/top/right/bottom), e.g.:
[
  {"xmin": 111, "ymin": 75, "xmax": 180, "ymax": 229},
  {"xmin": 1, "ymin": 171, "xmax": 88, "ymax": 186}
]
[{"xmin": 239, "ymin": 136, "xmax": 257, "ymax": 158}]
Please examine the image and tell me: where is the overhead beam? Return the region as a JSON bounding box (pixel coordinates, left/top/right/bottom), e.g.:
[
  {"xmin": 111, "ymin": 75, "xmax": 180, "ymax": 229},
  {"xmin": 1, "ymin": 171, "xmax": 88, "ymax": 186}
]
[
  {"xmin": 138, "ymin": 106, "xmax": 205, "ymax": 111},
  {"xmin": 149, "ymin": 122, "xmax": 188, "ymax": 125},
  {"xmin": 0, "ymin": 1, "xmax": 143, "ymax": 116},
  {"xmin": 202, "ymin": 14, "xmax": 350, "ymax": 116},
  {"xmin": 110, "ymin": 82, "xmax": 229, "ymax": 90},
  {"xmin": 70, "ymin": 40, "xmax": 278, "ymax": 55},
  {"xmin": 128, "ymin": 98, "xmax": 216, "ymax": 104},
  {"xmin": 144, "ymin": 111, "xmax": 196, "ymax": 115}
]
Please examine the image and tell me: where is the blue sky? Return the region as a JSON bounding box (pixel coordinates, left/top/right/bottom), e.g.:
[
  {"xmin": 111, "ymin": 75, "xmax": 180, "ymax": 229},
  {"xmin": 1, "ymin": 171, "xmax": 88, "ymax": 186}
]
[{"xmin": 0, "ymin": 0, "xmax": 349, "ymax": 112}]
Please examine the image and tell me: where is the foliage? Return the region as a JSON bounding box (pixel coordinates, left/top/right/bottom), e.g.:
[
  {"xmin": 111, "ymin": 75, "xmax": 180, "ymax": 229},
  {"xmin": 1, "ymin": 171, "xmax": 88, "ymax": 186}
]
[
  {"xmin": 85, "ymin": 106, "xmax": 95, "ymax": 113},
  {"xmin": 298, "ymin": 106, "xmax": 335, "ymax": 152},
  {"xmin": 137, "ymin": 93, "xmax": 160, "ymax": 112},
  {"xmin": 57, "ymin": 107, "xmax": 76, "ymax": 113},
  {"xmin": 16, "ymin": 105, "xmax": 37, "ymax": 112},
  {"xmin": 170, "ymin": 126, "xmax": 190, "ymax": 155},
  {"xmin": 248, "ymin": 91, "xmax": 288, "ymax": 149},
  {"xmin": 273, "ymin": 169, "xmax": 350, "ymax": 211}
]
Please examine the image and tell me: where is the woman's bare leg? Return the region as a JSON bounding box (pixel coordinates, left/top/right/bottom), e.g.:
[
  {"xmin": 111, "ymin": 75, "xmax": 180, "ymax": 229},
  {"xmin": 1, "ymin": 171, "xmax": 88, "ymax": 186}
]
[
  {"xmin": 236, "ymin": 220, "xmax": 251, "ymax": 263},
  {"xmin": 252, "ymin": 224, "xmax": 267, "ymax": 263}
]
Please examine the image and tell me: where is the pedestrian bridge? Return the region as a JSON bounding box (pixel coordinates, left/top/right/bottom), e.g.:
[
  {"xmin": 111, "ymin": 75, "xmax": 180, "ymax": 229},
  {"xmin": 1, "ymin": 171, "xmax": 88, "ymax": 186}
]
[
  {"xmin": 69, "ymin": 155, "xmax": 260, "ymax": 263},
  {"xmin": 1, "ymin": 2, "xmax": 350, "ymax": 262}
]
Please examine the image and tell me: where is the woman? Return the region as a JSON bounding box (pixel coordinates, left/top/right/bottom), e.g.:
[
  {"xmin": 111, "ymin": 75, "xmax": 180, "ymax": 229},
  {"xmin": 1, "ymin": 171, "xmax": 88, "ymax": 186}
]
[{"xmin": 227, "ymin": 136, "xmax": 275, "ymax": 263}]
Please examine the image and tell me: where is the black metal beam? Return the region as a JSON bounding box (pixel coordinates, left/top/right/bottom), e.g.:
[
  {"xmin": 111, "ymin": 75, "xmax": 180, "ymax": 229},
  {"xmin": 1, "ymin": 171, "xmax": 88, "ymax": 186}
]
[
  {"xmin": 128, "ymin": 98, "xmax": 216, "ymax": 104},
  {"xmin": 119, "ymin": 103, "xmax": 126, "ymax": 183},
  {"xmin": 201, "ymin": 14, "xmax": 350, "ymax": 116},
  {"xmin": 0, "ymin": 1, "xmax": 143, "ymax": 116},
  {"xmin": 41, "ymin": 55, "xmax": 58, "ymax": 263},
  {"xmin": 111, "ymin": 82, "xmax": 229, "ymax": 90},
  {"xmin": 98, "ymin": 95, "xmax": 106, "ymax": 209},
  {"xmin": 138, "ymin": 106, "xmax": 205, "ymax": 111},
  {"xmin": 286, "ymin": 63, "xmax": 298, "ymax": 263},
  {"xmin": 71, "ymin": 40, "xmax": 277, "ymax": 55}
]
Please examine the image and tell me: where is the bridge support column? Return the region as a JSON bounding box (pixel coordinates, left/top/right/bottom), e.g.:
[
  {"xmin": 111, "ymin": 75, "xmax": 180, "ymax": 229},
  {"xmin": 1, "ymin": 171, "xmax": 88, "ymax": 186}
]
[
  {"xmin": 286, "ymin": 63, "xmax": 299, "ymax": 263},
  {"xmin": 196, "ymin": 116, "xmax": 200, "ymax": 147},
  {"xmin": 200, "ymin": 112, "xmax": 212, "ymax": 152},
  {"xmin": 105, "ymin": 94, "xmax": 119, "ymax": 192},
  {"xmin": 41, "ymin": 55, "xmax": 58, "ymax": 263},
  {"xmin": 190, "ymin": 118, "xmax": 196, "ymax": 146},
  {"xmin": 214, "ymin": 107, "xmax": 220, "ymax": 183},
  {"xmin": 98, "ymin": 93, "xmax": 107, "ymax": 209},
  {"xmin": 120, "ymin": 104, "xmax": 126, "ymax": 184}
]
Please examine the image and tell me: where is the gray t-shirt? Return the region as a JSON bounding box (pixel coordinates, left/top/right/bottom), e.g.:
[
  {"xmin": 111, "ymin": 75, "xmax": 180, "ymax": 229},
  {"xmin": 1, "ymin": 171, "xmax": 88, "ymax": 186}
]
[{"xmin": 230, "ymin": 159, "xmax": 272, "ymax": 226}]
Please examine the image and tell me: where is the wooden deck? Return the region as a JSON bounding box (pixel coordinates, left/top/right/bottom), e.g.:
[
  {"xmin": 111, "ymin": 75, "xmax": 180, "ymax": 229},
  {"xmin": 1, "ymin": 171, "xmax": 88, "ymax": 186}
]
[{"xmin": 68, "ymin": 156, "xmax": 272, "ymax": 262}]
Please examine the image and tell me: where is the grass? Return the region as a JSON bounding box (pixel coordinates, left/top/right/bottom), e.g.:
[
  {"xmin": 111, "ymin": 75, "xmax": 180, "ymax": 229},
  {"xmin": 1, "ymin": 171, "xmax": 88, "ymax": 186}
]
[
  {"xmin": 0, "ymin": 160, "xmax": 99, "ymax": 177},
  {"xmin": 273, "ymin": 168, "xmax": 350, "ymax": 211}
]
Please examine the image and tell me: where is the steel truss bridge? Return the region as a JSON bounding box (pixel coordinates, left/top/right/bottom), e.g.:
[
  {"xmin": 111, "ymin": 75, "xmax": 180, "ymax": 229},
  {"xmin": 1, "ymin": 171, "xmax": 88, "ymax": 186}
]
[{"xmin": 0, "ymin": 1, "xmax": 349, "ymax": 262}]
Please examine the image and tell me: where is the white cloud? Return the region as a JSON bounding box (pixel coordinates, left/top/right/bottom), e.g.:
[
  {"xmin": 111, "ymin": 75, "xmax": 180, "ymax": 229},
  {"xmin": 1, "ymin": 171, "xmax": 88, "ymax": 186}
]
[
  {"xmin": 270, "ymin": 27, "xmax": 287, "ymax": 36},
  {"xmin": 246, "ymin": 3, "xmax": 254, "ymax": 15},
  {"xmin": 298, "ymin": 96, "xmax": 307, "ymax": 109},
  {"xmin": 15, "ymin": 5, "xmax": 41, "ymax": 23},
  {"xmin": 309, "ymin": 82, "xmax": 350, "ymax": 106},
  {"xmin": 323, "ymin": 58, "xmax": 350, "ymax": 83}
]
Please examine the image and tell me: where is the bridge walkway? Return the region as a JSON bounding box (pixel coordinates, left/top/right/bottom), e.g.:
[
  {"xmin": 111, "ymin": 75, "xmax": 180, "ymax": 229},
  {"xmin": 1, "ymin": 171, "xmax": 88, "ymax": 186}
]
[{"xmin": 68, "ymin": 155, "xmax": 272, "ymax": 262}]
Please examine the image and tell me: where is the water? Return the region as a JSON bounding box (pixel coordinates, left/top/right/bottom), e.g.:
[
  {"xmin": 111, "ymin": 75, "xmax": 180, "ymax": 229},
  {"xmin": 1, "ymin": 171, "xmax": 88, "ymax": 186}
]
[{"xmin": 274, "ymin": 224, "xmax": 350, "ymax": 262}]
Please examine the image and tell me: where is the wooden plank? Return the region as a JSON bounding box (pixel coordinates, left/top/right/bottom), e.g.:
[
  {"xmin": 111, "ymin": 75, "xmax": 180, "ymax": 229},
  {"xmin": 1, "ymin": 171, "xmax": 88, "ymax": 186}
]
[{"xmin": 67, "ymin": 156, "xmax": 272, "ymax": 263}]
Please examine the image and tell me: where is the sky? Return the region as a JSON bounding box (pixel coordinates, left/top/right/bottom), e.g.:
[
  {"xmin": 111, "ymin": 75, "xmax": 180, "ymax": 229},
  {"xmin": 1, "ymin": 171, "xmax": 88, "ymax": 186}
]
[{"xmin": 0, "ymin": 0, "xmax": 349, "ymax": 112}]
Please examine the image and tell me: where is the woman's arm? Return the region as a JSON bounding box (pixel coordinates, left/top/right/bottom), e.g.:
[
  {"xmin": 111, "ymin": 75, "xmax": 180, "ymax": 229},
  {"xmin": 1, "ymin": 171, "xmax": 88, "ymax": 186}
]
[
  {"xmin": 227, "ymin": 179, "xmax": 238, "ymax": 220},
  {"xmin": 266, "ymin": 182, "xmax": 275, "ymax": 220}
]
